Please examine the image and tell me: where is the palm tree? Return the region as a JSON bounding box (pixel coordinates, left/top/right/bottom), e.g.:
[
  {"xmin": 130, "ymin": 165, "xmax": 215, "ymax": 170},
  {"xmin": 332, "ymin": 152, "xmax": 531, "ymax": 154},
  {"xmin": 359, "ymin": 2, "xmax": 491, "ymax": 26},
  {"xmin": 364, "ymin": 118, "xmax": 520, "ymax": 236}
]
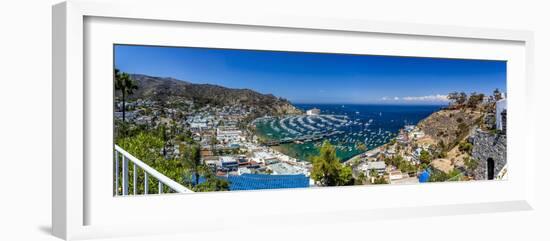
[
  {"xmin": 159, "ymin": 123, "xmax": 168, "ymax": 157},
  {"xmin": 182, "ymin": 145, "xmax": 205, "ymax": 187},
  {"xmin": 210, "ymin": 135, "xmax": 218, "ymax": 155},
  {"xmin": 114, "ymin": 69, "xmax": 138, "ymax": 122}
]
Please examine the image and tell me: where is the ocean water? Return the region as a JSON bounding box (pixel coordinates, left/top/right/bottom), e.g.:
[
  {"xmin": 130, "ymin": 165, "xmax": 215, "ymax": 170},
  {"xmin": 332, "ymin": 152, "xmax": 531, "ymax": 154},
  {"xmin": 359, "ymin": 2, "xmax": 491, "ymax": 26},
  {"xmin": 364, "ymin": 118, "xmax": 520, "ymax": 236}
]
[{"xmin": 254, "ymin": 104, "xmax": 443, "ymax": 162}]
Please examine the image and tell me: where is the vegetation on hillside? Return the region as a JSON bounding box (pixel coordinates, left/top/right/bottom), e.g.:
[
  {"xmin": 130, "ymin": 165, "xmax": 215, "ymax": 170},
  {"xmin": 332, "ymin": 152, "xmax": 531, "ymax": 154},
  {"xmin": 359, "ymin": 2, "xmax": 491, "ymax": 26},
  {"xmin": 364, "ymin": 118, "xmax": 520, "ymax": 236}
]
[
  {"xmin": 415, "ymin": 89, "xmax": 504, "ymax": 181},
  {"xmin": 127, "ymin": 74, "xmax": 302, "ymax": 116},
  {"xmin": 311, "ymin": 141, "xmax": 354, "ymax": 186},
  {"xmin": 114, "ymin": 71, "xmax": 230, "ymax": 193}
]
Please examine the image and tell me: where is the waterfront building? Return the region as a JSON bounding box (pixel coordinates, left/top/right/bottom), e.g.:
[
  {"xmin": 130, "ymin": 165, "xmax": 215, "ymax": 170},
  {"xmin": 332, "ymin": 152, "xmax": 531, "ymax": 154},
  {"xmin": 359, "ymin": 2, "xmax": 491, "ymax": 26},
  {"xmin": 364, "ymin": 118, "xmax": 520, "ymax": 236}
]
[{"xmin": 306, "ymin": 108, "xmax": 321, "ymax": 116}]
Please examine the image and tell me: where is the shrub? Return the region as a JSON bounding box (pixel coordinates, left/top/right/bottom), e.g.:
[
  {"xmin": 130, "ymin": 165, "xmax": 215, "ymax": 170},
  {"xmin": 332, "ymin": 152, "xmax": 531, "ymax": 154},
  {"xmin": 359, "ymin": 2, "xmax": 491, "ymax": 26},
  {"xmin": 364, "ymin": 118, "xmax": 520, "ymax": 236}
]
[{"xmin": 458, "ymin": 141, "xmax": 473, "ymax": 154}]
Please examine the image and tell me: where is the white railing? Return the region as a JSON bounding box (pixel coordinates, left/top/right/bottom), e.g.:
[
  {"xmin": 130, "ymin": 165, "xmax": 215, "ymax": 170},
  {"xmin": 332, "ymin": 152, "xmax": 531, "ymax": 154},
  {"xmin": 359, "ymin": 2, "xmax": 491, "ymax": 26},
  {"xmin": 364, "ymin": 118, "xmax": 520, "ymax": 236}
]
[{"xmin": 114, "ymin": 145, "xmax": 194, "ymax": 195}]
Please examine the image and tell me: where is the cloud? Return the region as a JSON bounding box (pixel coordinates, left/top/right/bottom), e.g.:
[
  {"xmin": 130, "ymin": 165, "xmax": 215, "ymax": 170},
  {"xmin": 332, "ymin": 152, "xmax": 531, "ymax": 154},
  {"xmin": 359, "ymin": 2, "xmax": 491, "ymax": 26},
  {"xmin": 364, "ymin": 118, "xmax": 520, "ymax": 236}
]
[
  {"xmin": 402, "ymin": 94, "xmax": 449, "ymax": 102},
  {"xmin": 381, "ymin": 94, "xmax": 449, "ymax": 103}
]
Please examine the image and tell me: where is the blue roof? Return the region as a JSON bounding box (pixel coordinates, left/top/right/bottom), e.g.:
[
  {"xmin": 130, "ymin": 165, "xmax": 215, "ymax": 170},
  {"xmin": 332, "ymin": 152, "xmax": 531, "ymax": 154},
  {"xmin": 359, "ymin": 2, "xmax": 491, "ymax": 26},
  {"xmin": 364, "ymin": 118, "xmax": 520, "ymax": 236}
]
[
  {"xmin": 419, "ymin": 170, "xmax": 430, "ymax": 183},
  {"xmin": 190, "ymin": 173, "xmax": 310, "ymax": 191},
  {"xmin": 225, "ymin": 174, "xmax": 310, "ymax": 191}
]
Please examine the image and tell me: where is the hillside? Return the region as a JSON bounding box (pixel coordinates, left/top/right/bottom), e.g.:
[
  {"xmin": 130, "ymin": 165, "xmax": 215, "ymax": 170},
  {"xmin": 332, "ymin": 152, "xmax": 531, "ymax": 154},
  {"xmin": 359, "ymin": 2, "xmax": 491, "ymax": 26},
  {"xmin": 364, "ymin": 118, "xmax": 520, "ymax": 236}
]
[
  {"xmin": 416, "ymin": 109, "xmax": 483, "ymax": 151},
  {"xmin": 127, "ymin": 74, "xmax": 302, "ymax": 116}
]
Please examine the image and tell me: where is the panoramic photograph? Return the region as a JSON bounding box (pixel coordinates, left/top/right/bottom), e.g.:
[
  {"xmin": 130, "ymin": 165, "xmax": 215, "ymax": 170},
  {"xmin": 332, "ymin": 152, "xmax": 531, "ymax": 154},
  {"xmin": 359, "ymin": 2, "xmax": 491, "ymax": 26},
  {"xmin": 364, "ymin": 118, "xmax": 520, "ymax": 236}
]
[{"xmin": 113, "ymin": 45, "xmax": 507, "ymax": 195}]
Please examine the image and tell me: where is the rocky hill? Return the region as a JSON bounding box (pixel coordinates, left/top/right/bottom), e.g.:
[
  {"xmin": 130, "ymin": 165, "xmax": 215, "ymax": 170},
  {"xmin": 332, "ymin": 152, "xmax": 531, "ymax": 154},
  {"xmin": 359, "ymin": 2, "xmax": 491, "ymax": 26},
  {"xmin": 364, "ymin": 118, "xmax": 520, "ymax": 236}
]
[
  {"xmin": 127, "ymin": 74, "xmax": 302, "ymax": 116},
  {"xmin": 417, "ymin": 109, "xmax": 483, "ymax": 151}
]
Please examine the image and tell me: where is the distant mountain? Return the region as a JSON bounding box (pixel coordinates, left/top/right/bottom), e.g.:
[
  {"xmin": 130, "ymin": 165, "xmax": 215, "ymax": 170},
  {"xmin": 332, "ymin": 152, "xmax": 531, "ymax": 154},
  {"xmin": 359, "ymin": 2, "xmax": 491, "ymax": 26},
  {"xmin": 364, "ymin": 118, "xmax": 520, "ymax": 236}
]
[{"xmin": 127, "ymin": 74, "xmax": 302, "ymax": 116}]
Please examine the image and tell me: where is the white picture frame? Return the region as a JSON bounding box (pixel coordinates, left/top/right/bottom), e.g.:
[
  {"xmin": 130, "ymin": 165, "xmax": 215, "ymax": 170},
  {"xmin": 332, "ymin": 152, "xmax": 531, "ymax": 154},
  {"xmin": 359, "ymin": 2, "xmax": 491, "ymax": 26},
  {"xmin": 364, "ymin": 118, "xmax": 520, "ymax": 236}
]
[{"xmin": 52, "ymin": 0, "xmax": 535, "ymax": 240}]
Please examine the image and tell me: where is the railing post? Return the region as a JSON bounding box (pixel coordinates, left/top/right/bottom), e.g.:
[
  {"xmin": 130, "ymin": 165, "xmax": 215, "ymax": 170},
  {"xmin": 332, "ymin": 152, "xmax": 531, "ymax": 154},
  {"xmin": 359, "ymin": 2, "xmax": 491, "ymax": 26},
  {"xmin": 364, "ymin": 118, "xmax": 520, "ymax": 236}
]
[
  {"xmin": 133, "ymin": 163, "xmax": 137, "ymax": 195},
  {"xmin": 114, "ymin": 151, "xmax": 119, "ymax": 196},
  {"xmin": 144, "ymin": 172, "xmax": 148, "ymax": 195},
  {"xmin": 122, "ymin": 155, "xmax": 128, "ymax": 195},
  {"xmin": 115, "ymin": 145, "xmax": 194, "ymax": 194}
]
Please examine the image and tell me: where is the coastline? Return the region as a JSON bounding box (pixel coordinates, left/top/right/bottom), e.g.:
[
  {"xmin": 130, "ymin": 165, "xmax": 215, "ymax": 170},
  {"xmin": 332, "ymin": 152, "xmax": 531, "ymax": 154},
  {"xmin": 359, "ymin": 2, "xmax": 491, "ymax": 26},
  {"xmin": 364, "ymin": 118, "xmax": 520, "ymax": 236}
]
[{"xmin": 251, "ymin": 103, "xmax": 442, "ymax": 164}]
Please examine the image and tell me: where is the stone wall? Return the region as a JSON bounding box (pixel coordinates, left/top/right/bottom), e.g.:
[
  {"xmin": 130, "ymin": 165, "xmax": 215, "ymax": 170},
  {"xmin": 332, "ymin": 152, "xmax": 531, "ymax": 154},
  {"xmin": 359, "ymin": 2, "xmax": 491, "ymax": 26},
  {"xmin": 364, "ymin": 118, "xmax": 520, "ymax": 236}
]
[{"xmin": 469, "ymin": 129, "xmax": 507, "ymax": 180}]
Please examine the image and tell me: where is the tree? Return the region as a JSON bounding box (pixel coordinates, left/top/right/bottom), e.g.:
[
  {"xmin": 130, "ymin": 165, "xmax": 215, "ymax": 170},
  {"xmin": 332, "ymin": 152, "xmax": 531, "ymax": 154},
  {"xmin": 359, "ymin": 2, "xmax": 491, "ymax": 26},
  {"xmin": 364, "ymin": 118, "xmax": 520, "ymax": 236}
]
[
  {"xmin": 446, "ymin": 168, "xmax": 463, "ymax": 181},
  {"xmin": 493, "ymin": 88, "xmax": 503, "ymax": 101},
  {"xmin": 428, "ymin": 169, "xmax": 449, "ymax": 182},
  {"xmin": 373, "ymin": 176, "xmax": 388, "ymax": 184},
  {"xmin": 114, "ymin": 69, "xmax": 138, "ymax": 123},
  {"xmin": 180, "ymin": 144, "xmax": 229, "ymax": 192},
  {"xmin": 159, "ymin": 123, "xmax": 168, "ymax": 157},
  {"xmin": 447, "ymin": 92, "xmax": 459, "ymax": 104},
  {"xmin": 466, "ymin": 92, "xmax": 485, "ymax": 108},
  {"xmin": 369, "ymin": 169, "xmax": 378, "ymax": 178},
  {"xmin": 448, "ymin": 92, "xmax": 467, "ymax": 106},
  {"xmin": 311, "ymin": 141, "xmax": 353, "ymax": 186},
  {"xmin": 458, "ymin": 141, "xmax": 473, "ymax": 154},
  {"xmin": 181, "ymin": 145, "xmax": 205, "ymax": 187},
  {"xmin": 419, "ymin": 150, "xmax": 431, "ymax": 164},
  {"xmin": 355, "ymin": 172, "xmax": 367, "ymax": 185},
  {"xmin": 117, "ymin": 132, "xmax": 184, "ymax": 194},
  {"xmin": 210, "ymin": 135, "xmax": 218, "ymax": 155},
  {"xmin": 193, "ymin": 176, "xmax": 230, "ymax": 192},
  {"xmin": 339, "ymin": 165, "xmax": 354, "ymax": 186}
]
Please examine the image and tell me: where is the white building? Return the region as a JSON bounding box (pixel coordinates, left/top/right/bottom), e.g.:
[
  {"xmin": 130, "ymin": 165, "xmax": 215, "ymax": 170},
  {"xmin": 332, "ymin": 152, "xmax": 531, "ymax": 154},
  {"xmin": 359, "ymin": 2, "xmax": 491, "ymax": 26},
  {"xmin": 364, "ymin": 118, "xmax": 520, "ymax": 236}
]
[
  {"xmin": 358, "ymin": 161, "xmax": 386, "ymax": 177},
  {"xmin": 268, "ymin": 162, "xmax": 307, "ymax": 175},
  {"xmin": 404, "ymin": 125, "xmax": 416, "ymax": 132},
  {"xmin": 203, "ymin": 157, "xmax": 221, "ymax": 169},
  {"xmin": 220, "ymin": 156, "xmax": 238, "ymax": 169},
  {"xmin": 306, "ymin": 108, "xmax": 321, "ymax": 116},
  {"xmin": 216, "ymin": 128, "xmax": 243, "ymax": 143},
  {"xmin": 389, "ymin": 170, "xmax": 404, "ymax": 181},
  {"xmin": 238, "ymin": 167, "xmax": 252, "ymax": 175},
  {"xmin": 496, "ymin": 98, "xmax": 507, "ymax": 131},
  {"xmin": 252, "ymin": 151, "xmax": 278, "ymax": 165},
  {"xmin": 409, "ymin": 130, "xmax": 425, "ymax": 139}
]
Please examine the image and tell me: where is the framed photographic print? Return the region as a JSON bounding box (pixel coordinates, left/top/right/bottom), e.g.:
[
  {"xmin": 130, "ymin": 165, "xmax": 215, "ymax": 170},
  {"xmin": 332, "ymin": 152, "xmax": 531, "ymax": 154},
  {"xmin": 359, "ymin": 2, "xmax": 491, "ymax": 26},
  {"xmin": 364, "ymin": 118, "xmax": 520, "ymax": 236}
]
[{"xmin": 52, "ymin": 0, "xmax": 535, "ymax": 240}]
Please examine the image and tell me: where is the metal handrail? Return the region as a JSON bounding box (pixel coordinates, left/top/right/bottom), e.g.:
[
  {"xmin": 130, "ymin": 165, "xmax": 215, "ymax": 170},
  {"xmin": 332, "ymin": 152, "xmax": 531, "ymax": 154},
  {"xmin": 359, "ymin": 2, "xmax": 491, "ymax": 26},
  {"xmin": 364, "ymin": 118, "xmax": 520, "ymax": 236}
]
[{"xmin": 114, "ymin": 145, "xmax": 194, "ymax": 195}]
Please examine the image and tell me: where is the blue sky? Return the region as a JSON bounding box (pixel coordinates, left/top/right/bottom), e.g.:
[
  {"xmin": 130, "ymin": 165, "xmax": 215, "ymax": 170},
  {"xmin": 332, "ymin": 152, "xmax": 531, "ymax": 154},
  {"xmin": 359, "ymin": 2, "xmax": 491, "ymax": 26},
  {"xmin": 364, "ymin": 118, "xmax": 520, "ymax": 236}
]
[{"xmin": 114, "ymin": 45, "xmax": 506, "ymax": 105}]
